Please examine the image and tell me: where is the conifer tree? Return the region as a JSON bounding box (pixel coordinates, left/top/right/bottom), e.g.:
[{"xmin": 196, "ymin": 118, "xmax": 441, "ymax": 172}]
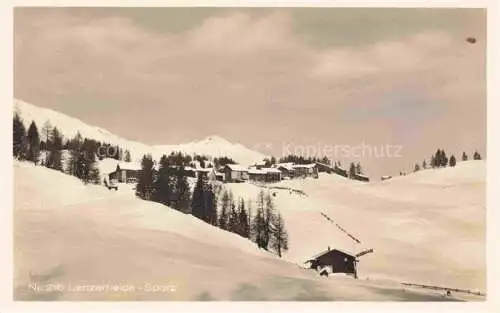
[
  {"xmin": 124, "ymin": 150, "xmax": 132, "ymax": 162},
  {"xmin": 42, "ymin": 120, "xmax": 53, "ymax": 150},
  {"xmin": 473, "ymin": 151, "xmax": 482, "ymax": 160},
  {"xmin": 153, "ymin": 155, "xmax": 175, "ymax": 205},
  {"xmin": 263, "ymin": 192, "xmax": 276, "ymax": 250},
  {"xmin": 348, "ymin": 162, "xmax": 356, "ymax": 179},
  {"xmin": 218, "ymin": 190, "xmax": 231, "ymax": 230},
  {"xmin": 449, "ymin": 155, "xmax": 457, "ymax": 167},
  {"xmin": 47, "ymin": 127, "xmax": 63, "ymax": 171},
  {"xmin": 430, "ymin": 155, "xmax": 437, "ymax": 168},
  {"xmin": 237, "ymin": 198, "xmax": 250, "ymax": 238},
  {"xmin": 252, "ymin": 190, "xmax": 267, "ymax": 249},
  {"xmin": 136, "ymin": 154, "xmax": 155, "ymax": 200},
  {"xmin": 174, "ymin": 166, "xmax": 191, "ymax": 213},
  {"xmin": 462, "ymin": 152, "xmax": 468, "ymax": 161},
  {"xmin": 228, "ymin": 194, "xmax": 238, "ymax": 233},
  {"xmin": 13, "ymin": 112, "xmax": 28, "ymax": 160},
  {"xmin": 204, "ymin": 182, "xmax": 218, "ymax": 226},
  {"xmin": 355, "ymin": 162, "xmax": 362, "ymax": 175},
  {"xmin": 191, "ymin": 172, "xmax": 208, "ymax": 219},
  {"xmin": 27, "ymin": 121, "xmax": 41, "ymax": 164},
  {"xmin": 270, "ymin": 212, "xmax": 288, "ymax": 258},
  {"xmin": 414, "ymin": 163, "xmax": 420, "ymax": 172}
]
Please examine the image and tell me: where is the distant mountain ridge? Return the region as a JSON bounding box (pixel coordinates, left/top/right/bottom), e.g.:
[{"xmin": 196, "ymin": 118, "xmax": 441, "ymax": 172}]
[{"xmin": 14, "ymin": 99, "xmax": 266, "ymax": 165}]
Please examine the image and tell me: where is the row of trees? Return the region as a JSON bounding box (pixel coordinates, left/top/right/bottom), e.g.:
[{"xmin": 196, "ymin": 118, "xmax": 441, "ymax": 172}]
[
  {"xmin": 135, "ymin": 153, "xmax": 191, "ymax": 213},
  {"xmin": 413, "ymin": 149, "xmax": 483, "ymax": 173},
  {"xmin": 13, "ymin": 113, "xmax": 134, "ymax": 185},
  {"xmin": 348, "ymin": 162, "xmax": 364, "ymax": 178},
  {"xmin": 135, "ymin": 153, "xmax": 289, "ymax": 257},
  {"xmin": 278, "ymin": 154, "xmax": 332, "ymax": 166}
]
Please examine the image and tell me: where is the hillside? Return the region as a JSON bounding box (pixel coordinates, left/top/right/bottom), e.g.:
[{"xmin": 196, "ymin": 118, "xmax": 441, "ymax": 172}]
[
  {"xmin": 14, "ymin": 99, "xmax": 265, "ymax": 165},
  {"xmin": 256, "ymin": 161, "xmax": 486, "ymax": 291},
  {"xmin": 13, "ymin": 161, "xmax": 470, "ymax": 301}
]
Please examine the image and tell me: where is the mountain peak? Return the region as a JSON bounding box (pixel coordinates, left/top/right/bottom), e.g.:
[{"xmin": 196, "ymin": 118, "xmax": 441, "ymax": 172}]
[{"xmin": 199, "ymin": 135, "xmax": 232, "ymax": 145}]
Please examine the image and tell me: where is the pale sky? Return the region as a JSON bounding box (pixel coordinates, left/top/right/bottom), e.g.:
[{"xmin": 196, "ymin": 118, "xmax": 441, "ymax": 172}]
[{"xmin": 14, "ymin": 8, "xmax": 486, "ymax": 177}]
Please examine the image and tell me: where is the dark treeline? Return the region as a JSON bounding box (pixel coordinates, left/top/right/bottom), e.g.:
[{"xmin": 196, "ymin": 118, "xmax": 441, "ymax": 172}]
[
  {"xmin": 411, "ymin": 149, "xmax": 483, "ymax": 174},
  {"xmin": 13, "ymin": 113, "xmax": 132, "ymax": 185},
  {"xmin": 278, "ymin": 154, "xmax": 332, "ymax": 166},
  {"xmin": 136, "ymin": 152, "xmax": 289, "ymax": 257}
]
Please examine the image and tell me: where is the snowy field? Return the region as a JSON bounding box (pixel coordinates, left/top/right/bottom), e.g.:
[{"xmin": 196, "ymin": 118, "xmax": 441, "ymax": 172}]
[{"xmin": 13, "ymin": 161, "xmax": 485, "ymax": 301}]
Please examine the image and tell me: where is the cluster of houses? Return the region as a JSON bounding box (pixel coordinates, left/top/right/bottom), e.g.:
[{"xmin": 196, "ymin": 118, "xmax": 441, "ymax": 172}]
[
  {"xmin": 106, "ymin": 157, "xmax": 371, "ymax": 185},
  {"xmin": 106, "ymin": 159, "xmax": 332, "ymax": 184}
]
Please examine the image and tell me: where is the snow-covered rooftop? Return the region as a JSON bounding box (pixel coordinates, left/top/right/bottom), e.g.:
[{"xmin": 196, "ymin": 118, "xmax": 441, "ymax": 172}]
[
  {"xmin": 118, "ymin": 162, "xmax": 141, "ymax": 171},
  {"xmin": 292, "ymin": 163, "xmax": 316, "ymax": 169},
  {"xmin": 225, "ymin": 164, "xmax": 249, "ymax": 172}
]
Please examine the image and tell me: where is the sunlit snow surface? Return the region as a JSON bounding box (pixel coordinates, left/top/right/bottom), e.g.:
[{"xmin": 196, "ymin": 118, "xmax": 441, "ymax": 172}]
[{"xmin": 14, "ymin": 160, "xmax": 485, "ymax": 301}]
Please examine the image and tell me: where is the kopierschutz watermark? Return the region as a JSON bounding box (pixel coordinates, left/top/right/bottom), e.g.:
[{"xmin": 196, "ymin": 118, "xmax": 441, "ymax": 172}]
[{"xmin": 280, "ymin": 141, "xmax": 403, "ymax": 159}]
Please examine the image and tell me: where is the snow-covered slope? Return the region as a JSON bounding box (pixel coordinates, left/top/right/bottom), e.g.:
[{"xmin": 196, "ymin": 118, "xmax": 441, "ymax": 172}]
[
  {"xmin": 221, "ymin": 161, "xmax": 486, "ymax": 292},
  {"xmin": 14, "ymin": 99, "xmax": 265, "ymax": 165},
  {"xmin": 154, "ymin": 135, "xmax": 266, "ymax": 165},
  {"xmin": 14, "ymin": 161, "xmax": 467, "ymax": 301}
]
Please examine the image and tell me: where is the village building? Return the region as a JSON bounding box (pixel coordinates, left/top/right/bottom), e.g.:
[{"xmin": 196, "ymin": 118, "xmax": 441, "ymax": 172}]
[
  {"xmin": 274, "ymin": 162, "xmax": 294, "ymax": 179},
  {"xmin": 248, "ymin": 167, "xmax": 282, "ymax": 183},
  {"xmin": 306, "ymin": 247, "xmax": 358, "ymax": 278},
  {"xmin": 292, "ymin": 163, "xmax": 319, "ymax": 179},
  {"xmin": 353, "ymin": 173, "xmax": 370, "ymax": 182},
  {"xmin": 223, "ymin": 164, "xmax": 249, "ymax": 182},
  {"xmin": 109, "ymin": 162, "xmax": 141, "ymax": 184}
]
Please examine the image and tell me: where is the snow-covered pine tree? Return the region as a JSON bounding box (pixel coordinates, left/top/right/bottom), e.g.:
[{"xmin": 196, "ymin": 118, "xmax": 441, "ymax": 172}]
[
  {"xmin": 441, "ymin": 150, "xmax": 448, "ymax": 167},
  {"xmin": 348, "ymin": 162, "xmax": 356, "ymax": 179},
  {"xmin": 228, "ymin": 193, "xmax": 238, "ymax": 234},
  {"xmin": 473, "ymin": 151, "xmax": 482, "ymax": 160},
  {"xmin": 204, "ymin": 182, "xmax": 218, "ymax": 226},
  {"xmin": 263, "ymin": 192, "xmax": 276, "ymax": 250},
  {"xmin": 47, "ymin": 127, "xmax": 63, "ymax": 171},
  {"xmin": 124, "ymin": 150, "xmax": 132, "ymax": 162},
  {"xmin": 27, "ymin": 121, "xmax": 41, "ymax": 165},
  {"xmin": 191, "ymin": 172, "xmax": 207, "ymax": 219},
  {"xmin": 251, "ymin": 191, "xmax": 267, "ymax": 249},
  {"xmin": 13, "ymin": 112, "xmax": 28, "ymax": 160},
  {"xmin": 355, "ymin": 162, "xmax": 362, "ymax": 175},
  {"xmin": 270, "ymin": 211, "xmax": 288, "ymax": 258},
  {"xmin": 449, "ymin": 155, "xmax": 457, "ymax": 167},
  {"xmin": 462, "ymin": 152, "xmax": 468, "ymax": 161},
  {"xmin": 237, "ymin": 198, "xmax": 250, "ymax": 238},
  {"xmin": 153, "ymin": 155, "xmax": 174, "ymax": 205},
  {"xmin": 174, "ymin": 165, "xmax": 191, "ymax": 213},
  {"xmin": 42, "ymin": 120, "xmax": 53, "ymax": 150},
  {"xmin": 218, "ymin": 189, "xmax": 230, "ymax": 230},
  {"xmin": 422, "ymin": 160, "xmax": 427, "ymax": 169},
  {"xmin": 414, "ymin": 163, "xmax": 420, "ymax": 172},
  {"xmin": 430, "ymin": 155, "xmax": 437, "ymax": 168},
  {"xmin": 136, "ymin": 154, "xmax": 155, "ymax": 200}
]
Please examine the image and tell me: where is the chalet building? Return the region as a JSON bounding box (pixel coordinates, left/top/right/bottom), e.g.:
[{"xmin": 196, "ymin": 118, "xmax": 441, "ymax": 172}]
[
  {"xmin": 314, "ymin": 162, "xmax": 348, "ymax": 178},
  {"xmin": 353, "ymin": 173, "xmax": 370, "ymax": 182},
  {"xmin": 275, "ymin": 162, "xmax": 294, "ymax": 179},
  {"xmin": 109, "ymin": 162, "xmax": 141, "ymax": 183},
  {"xmin": 223, "ymin": 164, "xmax": 249, "ymax": 182},
  {"xmin": 306, "ymin": 248, "xmax": 358, "ymax": 278},
  {"xmin": 332, "ymin": 165, "xmax": 348, "ymax": 178},
  {"xmin": 248, "ymin": 167, "xmax": 282, "ymax": 183},
  {"xmin": 292, "ymin": 163, "xmax": 319, "ymax": 179},
  {"xmin": 215, "ymin": 172, "xmax": 225, "ymax": 182},
  {"xmin": 183, "ymin": 166, "xmax": 197, "ymax": 178}
]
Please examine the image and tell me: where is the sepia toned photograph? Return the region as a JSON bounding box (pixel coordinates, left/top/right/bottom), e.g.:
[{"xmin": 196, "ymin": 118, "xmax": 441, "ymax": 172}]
[{"xmin": 12, "ymin": 6, "xmax": 486, "ymax": 302}]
